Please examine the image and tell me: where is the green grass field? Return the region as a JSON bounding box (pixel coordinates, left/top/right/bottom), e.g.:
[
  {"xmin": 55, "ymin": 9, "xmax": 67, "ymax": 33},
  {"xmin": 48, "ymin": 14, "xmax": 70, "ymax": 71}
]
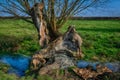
[
  {"xmin": 0, "ymin": 19, "xmax": 120, "ymax": 62},
  {"xmin": 0, "ymin": 19, "xmax": 120, "ymax": 80}
]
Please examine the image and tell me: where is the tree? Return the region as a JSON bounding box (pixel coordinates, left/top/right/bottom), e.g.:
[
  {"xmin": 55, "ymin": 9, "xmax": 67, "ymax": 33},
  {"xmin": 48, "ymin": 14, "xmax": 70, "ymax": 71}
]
[{"xmin": 0, "ymin": 0, "xmax": 107, "ymax": 47}]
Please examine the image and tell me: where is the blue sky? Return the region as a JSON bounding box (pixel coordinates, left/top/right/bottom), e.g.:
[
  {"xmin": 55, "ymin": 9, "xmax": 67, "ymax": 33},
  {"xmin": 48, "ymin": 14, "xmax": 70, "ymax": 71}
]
[
  {"xmin": 0, "ymin": 0, "xmax": 120, "ymax": 17},
  {"xmin": 79, "ymin": 0, "xmax": 120, "ymax": 17}
]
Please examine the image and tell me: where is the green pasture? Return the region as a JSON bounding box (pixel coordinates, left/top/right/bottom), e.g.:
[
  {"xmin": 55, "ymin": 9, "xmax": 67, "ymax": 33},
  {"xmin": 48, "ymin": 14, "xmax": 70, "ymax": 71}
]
[{"xmin": 0, "ymin": 19, "xmax": 120, "ymax": 62}]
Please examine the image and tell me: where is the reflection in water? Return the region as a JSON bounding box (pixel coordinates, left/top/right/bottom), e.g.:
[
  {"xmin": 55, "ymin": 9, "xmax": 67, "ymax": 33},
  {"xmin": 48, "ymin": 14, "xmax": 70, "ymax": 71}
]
[
  {"xmin": 77, "ymin": 60, "xmax": 120, "ymax": 72},
  {"xmin": 0, "ymin": 55, "xmax": 119, "ymax": 77},
  {"xmin": 0, "ymin": 55, "xmax": 31, "ymax": 77}
]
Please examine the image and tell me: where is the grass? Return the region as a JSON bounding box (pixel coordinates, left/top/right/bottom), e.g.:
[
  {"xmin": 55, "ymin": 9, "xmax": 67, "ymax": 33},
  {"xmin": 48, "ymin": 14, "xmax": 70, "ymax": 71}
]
[
  {"xmin": 0, "ymin": 19, "xmax": 120, "ymax": 61},
  {"xmin": 0, "ymin": 19, "xmax": 120, "ymax": 79},
  {"xmin": 0, "ymin": 19, "xmax": 40, "ymax": 56},
  {"xmin": 62, "ymin": 20, "xmax": 120, "ymax": 62}
]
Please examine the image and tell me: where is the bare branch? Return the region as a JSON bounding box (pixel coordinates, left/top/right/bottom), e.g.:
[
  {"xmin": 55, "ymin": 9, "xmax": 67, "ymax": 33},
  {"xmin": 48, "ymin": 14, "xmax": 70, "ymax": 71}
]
[
  {"xmin": 0, "ymin": 0, "xmax": 104, "ymax": 30},
  {"xmin": 57, "ymin": 0, "xmax": 80, "ymax": 28},
  {"xmin": 73, "ymin": 0, "xmax": 98, "ymax": 15}
]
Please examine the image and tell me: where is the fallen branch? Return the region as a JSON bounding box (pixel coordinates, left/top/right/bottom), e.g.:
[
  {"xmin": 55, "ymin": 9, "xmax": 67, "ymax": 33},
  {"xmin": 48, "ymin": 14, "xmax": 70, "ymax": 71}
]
[{"xmin": 73, "ymin": 65, "xmax": 112, "ymax": 80}]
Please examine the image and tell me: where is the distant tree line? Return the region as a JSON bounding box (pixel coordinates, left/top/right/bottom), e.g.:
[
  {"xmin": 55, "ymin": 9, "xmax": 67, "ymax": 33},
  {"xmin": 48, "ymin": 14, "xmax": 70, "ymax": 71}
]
[{"xmin": 0, "ymin": 16, "xmax": 120, "ymax": 20}]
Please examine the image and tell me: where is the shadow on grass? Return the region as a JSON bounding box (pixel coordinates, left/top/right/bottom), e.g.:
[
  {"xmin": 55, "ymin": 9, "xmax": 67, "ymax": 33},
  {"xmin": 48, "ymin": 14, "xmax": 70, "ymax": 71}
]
[
  {"xmin": 0, "ymin": 33, "xmax": 39, "ymax": 55},
  {"xmin": 0, "ymin": 34, "xmax": 22, "ymax": 53},
  {"xmin": 77, "ymin": 27, "xmax": 120, "ymax": 32}
]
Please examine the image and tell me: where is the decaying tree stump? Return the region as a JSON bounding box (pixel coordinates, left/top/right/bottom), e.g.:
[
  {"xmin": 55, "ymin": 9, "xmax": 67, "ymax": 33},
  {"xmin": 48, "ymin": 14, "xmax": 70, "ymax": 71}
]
[
  {"xmin": 30, "ymin": 26, "xmax": 83, "ymax": 75},
  {"xmin": 30, "ymin": 26, "xmax": 119, "ymax": 80}
]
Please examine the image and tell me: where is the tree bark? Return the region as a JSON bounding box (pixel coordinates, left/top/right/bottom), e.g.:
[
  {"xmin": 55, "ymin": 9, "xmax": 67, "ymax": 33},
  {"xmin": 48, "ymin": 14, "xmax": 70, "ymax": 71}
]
[
  {"xmin": 30, "ymin": 26, "xmax": 83, "ymax": 73},
  {"xmin": 30, "ymin": 3, "xmax": 61, "ymax": 47}
]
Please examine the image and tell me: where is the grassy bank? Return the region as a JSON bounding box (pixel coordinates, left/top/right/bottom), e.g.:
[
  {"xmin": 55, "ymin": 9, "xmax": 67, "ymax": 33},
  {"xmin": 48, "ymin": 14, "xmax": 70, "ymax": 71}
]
[
  {"xmin": 0, "ymin": 19, "xmax": 120, "ymax": 62},
  {"xmin": 0, "ymin": 19, "xmax": 39, "ymax": 56}
]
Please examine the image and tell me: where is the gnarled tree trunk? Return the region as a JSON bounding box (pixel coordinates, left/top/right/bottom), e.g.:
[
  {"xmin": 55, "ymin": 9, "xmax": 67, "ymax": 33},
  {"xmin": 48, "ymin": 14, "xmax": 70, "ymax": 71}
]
[
  {"xmin": 30, "ymin": 3, "xmax": 60, "ymax": 48},
  {"xmin": 30, "ymin": 26, "xmax": 83, "ymax": 74}
]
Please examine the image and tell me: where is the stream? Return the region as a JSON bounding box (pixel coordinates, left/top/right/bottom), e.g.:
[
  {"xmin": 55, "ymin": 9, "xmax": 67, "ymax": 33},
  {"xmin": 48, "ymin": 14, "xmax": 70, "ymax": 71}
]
[
  {"xmin": 0, "ymin": 55, "xmax": 120, "ymax": 77},
  {"xmin": 0, "ymin": 55, "xmax": 31, "ymax": 77}
]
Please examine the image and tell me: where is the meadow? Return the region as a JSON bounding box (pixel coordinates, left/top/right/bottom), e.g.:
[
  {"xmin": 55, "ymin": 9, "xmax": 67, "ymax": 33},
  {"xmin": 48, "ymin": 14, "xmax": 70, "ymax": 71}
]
[
  {"xmin": 0, "ymin": 19, "xmax": 119, "ymax": 62},
  {"xmin": 0, "ymin": 19, "xmax": 120, "ymax": 80}
]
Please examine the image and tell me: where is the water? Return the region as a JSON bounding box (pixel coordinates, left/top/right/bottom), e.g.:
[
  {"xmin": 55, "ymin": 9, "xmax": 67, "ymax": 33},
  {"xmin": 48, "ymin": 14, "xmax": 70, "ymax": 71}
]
[
  {"xmin": 0, "ymin": 55, "xmax": 119, "ymax": 77},
  {"xmin": 0, "ymin": 55, "xmax": 31, "ymax": 77},
  {"xmin": 77, "ymin": 60, "xmax": 120, "ymax": 72}
]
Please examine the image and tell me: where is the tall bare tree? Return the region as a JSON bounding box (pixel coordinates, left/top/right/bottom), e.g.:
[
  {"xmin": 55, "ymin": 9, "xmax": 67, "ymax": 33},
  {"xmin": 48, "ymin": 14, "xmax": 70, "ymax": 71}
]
[{"xmin": 0, "ymin": 0, "xmax": 107, "ymax": 47}]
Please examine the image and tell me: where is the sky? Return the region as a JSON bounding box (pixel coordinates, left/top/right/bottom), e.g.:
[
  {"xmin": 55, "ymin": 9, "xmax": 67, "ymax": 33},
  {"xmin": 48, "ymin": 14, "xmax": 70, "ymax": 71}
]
[
  {"xmin": 0, "ymin": 0, "xmax": 120, "ymax": 17},
  {"xmin": 79, "ymin": 0, "xmax": 120, "ymax": 17}
]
